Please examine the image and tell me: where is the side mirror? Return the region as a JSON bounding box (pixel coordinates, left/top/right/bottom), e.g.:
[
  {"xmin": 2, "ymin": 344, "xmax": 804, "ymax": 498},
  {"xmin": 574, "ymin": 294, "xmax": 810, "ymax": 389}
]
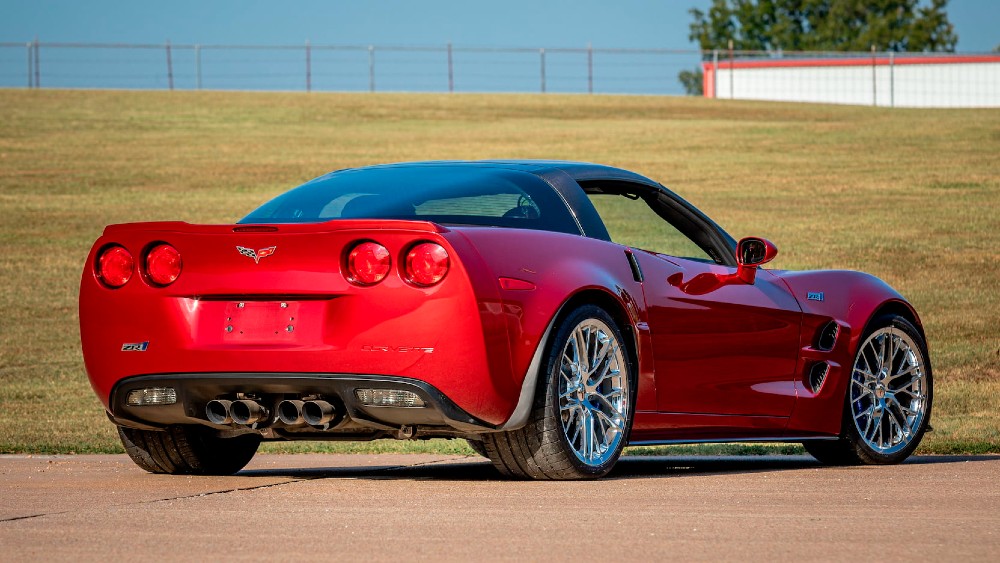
[{"xmin": 736, "ymin": 237, "xmax": 778, "ymax": 284}]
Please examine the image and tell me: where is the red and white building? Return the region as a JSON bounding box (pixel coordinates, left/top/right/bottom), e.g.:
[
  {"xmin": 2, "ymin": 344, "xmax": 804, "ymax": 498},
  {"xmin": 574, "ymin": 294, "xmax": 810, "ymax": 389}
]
[{"xmin": 702, "ymin": 54, "xmax": 1000, "ymax": 108}]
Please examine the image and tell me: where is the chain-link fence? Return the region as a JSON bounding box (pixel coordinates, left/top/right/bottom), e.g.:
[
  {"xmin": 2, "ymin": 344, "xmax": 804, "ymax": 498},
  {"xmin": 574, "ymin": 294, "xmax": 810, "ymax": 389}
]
[
  {"xmin": 0, "ymin": 41, "xmax": 702, "ymax": 96},
  {"xmin": 1, "ymin": 40, "xmax": 997, "ymax": 106}
]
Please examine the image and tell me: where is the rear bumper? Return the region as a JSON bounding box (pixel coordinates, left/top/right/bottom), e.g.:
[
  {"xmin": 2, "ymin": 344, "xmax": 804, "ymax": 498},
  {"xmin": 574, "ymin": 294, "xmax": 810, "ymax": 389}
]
[{"xmin": 109, "ymin": 372, "xmax": 498, "ymax": 435}]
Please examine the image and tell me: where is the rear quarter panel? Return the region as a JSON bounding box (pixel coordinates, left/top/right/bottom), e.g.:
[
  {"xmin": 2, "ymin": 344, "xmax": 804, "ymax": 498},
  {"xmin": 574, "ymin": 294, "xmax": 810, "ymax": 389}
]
[{"xmin": 453, "ymin": 227, "xmax": 656, "ymax": 412}]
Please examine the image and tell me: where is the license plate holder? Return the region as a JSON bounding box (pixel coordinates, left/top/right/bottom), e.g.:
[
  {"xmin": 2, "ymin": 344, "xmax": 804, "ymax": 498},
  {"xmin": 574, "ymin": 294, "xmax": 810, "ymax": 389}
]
[{"xmin": 223, "ymin": 301, "xmax": 300, "ymax": 342}]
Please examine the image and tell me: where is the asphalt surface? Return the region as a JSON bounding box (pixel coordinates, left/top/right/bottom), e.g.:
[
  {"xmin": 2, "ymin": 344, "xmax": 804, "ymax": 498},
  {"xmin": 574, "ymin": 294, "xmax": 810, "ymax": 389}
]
[{"xmin": 1, "ymin": 453, "xmax": 998, "ymax": 561}]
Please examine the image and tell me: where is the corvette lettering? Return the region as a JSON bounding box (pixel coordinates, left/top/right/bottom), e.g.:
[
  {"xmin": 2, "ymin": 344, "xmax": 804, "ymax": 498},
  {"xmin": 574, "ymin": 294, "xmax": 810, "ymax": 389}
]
[
  {"xmin": 236, "ymin": 245, "xmax": 276, "ymax": 264},
  {"xmin": 362, "ymin": 345, "xmax": 434, "ymax": 353}
]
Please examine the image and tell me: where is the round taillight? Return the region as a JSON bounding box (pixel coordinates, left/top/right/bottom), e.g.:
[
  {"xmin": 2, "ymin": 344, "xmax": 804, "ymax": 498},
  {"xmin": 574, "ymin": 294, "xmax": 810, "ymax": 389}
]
[
  {"xmin": 97, "ymin": 245, "xmax": 134, "ymax": 288},
  {"xmin": 145, "ymin": 244, "xmax": 182, "ymax": 286},
  {"xmin": 405, "ymin": 242, "xmax": 449, "ymax": 287},
  {"xmin": 347, "ymin": 241, "xmax": 391, "ymax": 286}
]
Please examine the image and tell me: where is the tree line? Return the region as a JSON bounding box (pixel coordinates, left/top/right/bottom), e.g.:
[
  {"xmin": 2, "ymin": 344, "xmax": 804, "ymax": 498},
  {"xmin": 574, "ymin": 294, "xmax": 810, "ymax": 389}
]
[{"xmin": 679, "ymin": 0, "xmax": 958, "ymax": 95}]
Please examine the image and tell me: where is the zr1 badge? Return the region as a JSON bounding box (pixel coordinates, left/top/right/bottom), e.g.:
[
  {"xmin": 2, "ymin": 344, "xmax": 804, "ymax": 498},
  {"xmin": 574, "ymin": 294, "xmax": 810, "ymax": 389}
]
[{"xmin": 121, "ymin": 342, "xmax": 149, "ymax": 352}]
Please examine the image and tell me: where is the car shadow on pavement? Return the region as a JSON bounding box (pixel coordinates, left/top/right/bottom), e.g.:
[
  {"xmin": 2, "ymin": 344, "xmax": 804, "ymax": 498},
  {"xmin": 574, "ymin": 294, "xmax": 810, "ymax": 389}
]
[{"xmin": 236, "ymin": 454, "xmax": 1000, "ymax": 481}]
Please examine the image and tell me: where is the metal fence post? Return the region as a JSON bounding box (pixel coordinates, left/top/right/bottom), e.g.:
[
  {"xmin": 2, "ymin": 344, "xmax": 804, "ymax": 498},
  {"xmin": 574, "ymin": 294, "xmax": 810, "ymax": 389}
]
[
  {"xmin": 871, "ymin": 45, "xmax": 877, "ymax": 106},
  {"xmin": 728, "ymin": 40, "xmax": 734, "ymax": 99},
  {"xmin": 26, "ymin": 42, "xmax": 32, "ymax": 88},
  {"xmin": 712, "ymin": 49, "xmax": 718, "ymax": 98},
  {"xmin": 587, "ymin": 43, "xmax": 593, "ymax": 94},
  {"xmin": 447, "ymin": 42, "xmax": 454, "ymax": 93},
  {"xmin": 368, "ymin": 45, "xmax": 375, "ymax": 93},
  {"xmin": 33, "ymin": 37, "xmax": 40, "ymax": 88},
  {"xmin": 540, "ymin": 48, "xmax": 546, "ymax": 93},
  {"xmin": 305, "ymin": 40, "xmax": 312, "ymax": 92},
  {"xmin": 166, "ymin": 40, "xmax": 174, "ymax": 91},
  {"xmin": 195, "ymin": 44, "xmax": 202, "ymax": 90},
  {"xmin": 889, "ymin": 51, "xmax": 895, "ymax": 108}
]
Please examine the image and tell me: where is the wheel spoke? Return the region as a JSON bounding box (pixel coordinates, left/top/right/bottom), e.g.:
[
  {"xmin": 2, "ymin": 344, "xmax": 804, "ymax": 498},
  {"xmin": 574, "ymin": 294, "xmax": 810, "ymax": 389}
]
[
  {"xmin": 859, "ymin": 350, "xmax": 875, "ymax": 379},
  {"xmin": 876, "ymin": 334, "xmax": 887, "ymax": 373},
  {"xmin": 851, "ymin": 379, "xmax": 873, "ymax": 396},
  {"xmin": 886, "ymin": 406, "xmax": 909, "ymax": 441},
  {"xmin": 567, "ymin": 409, "xmax": 582, "ymax": 445},
  {"xmin": 890, "ymin": 397, "xmax": 918, "ymax": 418},
  {"xmin": 895, "ymin": 376, "xmax": 921, "ymax": 394},
  {"xmin": 861, "ymin": 406, "xmax": 874, "ymax": 438},
  {"xmin": 855, "ymin": 368, "xmax": 877, "ymax": 382},
  {"xmin": 582, "ymin": 410, "xmax": 596, "ymax": 460},
  {"xmin": 591, "ymin": 343, "xmax": 619, "ymax": 383},
  {"xmin": 593, "ymin": 408, "xmax": 623, "ymax": 433},
  {"xmin": 866, "ymin": 408, "xmax": 883, "ymax": 444},
  {"xmin": 887, "ymin": 329, "xmax": 900, "ymax": 372},
  {"xmin": 573, "ymin": 328, "xmax": 588, "ymax": 374},
  {"xmin": 887, "ymin": 363, "xmax": 917, "ymax": 383},
  {"xmin": 590, "ymin": 391, "xmax": 620, "ymax": 414}
]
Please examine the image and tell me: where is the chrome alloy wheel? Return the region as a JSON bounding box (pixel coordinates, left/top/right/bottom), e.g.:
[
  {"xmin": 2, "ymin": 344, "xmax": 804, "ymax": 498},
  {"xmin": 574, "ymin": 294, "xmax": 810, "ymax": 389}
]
[
  {"xmin": 850, "ymin": 327, "xmax": 928, "ymax": 455},
  {"xmin": 558, "ymin": 318, "xmax": 629, "ymax": 466}
]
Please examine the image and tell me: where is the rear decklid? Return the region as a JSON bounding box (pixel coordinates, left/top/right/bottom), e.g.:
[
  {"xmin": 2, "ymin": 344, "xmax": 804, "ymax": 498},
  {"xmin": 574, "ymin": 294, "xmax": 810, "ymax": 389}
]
[{"xmin": 80, "ymin": 219, "xmax": 515, "ymax": 424}]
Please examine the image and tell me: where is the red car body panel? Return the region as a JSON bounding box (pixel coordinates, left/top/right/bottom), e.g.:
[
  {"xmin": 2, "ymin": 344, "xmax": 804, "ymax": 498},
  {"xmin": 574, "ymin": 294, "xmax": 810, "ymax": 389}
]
[
  {"xmin": 775, "ymin": 270, "xmax": 921, "ymax": 436},
  {"xmin": 79, "ymin": 161, "xmax": 926, "ymax": 446},
  {"xmin": 81, "ymin": 220, "xmax": 515, "ymax": 425}
]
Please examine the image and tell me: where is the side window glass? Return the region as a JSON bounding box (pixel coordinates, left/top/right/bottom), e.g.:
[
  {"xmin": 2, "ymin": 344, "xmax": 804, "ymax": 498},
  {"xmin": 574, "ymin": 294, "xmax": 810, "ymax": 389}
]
[{"xmin": 588, "ymin": 193, "xmax": 713, "ymax": 262}]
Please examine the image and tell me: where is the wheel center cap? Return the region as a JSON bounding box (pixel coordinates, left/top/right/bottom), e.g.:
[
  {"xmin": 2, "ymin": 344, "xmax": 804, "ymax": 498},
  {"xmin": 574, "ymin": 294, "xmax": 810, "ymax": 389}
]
[{"xmin": 875, "ymin": 386, "xmax": 886, "ymax": 399}]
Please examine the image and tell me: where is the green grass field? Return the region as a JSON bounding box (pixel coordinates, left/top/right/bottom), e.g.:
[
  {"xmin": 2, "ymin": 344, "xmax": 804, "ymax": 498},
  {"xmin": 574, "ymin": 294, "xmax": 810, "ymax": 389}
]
[{"xmin": 1, "ymin": 89, "xmax": 997, "ymax": 456}]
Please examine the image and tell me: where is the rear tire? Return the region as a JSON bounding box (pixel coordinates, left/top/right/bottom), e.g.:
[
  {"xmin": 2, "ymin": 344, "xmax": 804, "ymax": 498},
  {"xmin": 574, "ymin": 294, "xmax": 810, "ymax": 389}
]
[
  {"xmin": 805, "ymin": 313, "xmax": 932, "ymax": 466},
  {"xmin": 482, "ymin": 305, "xmax": 635, "ymax": 479},
  {"xmin": 118, "ymin": 425, "xmax": 261, "ymax": 475}
]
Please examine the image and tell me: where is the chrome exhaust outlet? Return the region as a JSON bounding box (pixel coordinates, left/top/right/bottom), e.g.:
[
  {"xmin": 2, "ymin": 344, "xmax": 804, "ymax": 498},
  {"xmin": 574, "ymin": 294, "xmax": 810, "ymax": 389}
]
[
  {"xmin": 277, "ymin": 400, "xmax": 306, "ymax": 426},
  {"xmin": 302, "ymin": 400, "xmax": 338, "ymax": 428},
  {"xmin": 230, "ymin": 399, "xmax": 269, "ymax": 425},
  {"xmin": 206, "ymin": 399, "xmax": 233, "ymax": 425}
]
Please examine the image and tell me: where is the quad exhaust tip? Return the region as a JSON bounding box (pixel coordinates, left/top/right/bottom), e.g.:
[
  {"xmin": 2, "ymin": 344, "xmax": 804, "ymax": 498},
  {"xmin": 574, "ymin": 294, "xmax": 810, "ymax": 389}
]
[
  {"xmin": 230, "ymin": 399, "xmax": 269, "ymax": 425},
  {"xmin": 206, "ymin": 398, "xmax": 269, "ymax": 426},
  {"xmin": 208, "ymin": 397, "xmax": 341, "ymax": 428},
  {"xmin": 302, "ymin": 400, "xmax": 338, "ymax": 428},
  {"xmin": 277, "ymin": 400, "xmax": 306, "ymax": 425},
  {"xmin": 206, "ymin": 399, "xmax": 233, "ymax": 425}
]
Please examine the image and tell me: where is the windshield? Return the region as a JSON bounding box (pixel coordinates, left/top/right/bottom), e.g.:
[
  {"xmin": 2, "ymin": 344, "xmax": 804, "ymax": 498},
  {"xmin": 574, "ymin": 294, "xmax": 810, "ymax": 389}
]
[{"xmin": 240, "ymin": 165, "xmax": 581, "ymax": 235}]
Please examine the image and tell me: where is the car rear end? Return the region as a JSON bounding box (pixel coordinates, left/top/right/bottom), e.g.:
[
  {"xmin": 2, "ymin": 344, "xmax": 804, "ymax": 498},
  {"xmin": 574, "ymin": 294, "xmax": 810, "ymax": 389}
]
[{"xmin": 80, "ymin": 219, "xmax": 516, "ymax": 440}]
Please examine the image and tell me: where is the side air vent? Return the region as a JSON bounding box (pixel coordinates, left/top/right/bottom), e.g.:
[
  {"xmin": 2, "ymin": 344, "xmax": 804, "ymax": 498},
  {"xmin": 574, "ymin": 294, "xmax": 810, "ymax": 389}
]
[
  {"xmin": 816, "ymin": 321, "xmax": 840, "ymax": 351},
  {"xmin": 809, "ymin": 362, "xmax": 830, "ymax": 394},
  {"xmin": 625, "ymin": 250, "xmax": 643, "ymax": 282}
]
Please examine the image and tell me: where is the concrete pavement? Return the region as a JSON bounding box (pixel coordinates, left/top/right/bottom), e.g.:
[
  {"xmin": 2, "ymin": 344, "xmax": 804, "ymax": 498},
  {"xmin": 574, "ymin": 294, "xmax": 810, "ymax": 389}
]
[{"xmin": 1, "ymin": 453, "xmax": 998, "ymax": 561}]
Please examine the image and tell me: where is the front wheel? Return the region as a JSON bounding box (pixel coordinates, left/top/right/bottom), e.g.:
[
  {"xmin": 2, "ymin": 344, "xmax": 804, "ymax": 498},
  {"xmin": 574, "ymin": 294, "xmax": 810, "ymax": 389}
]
[
  {"xmin": 805, "ymin": 313, "xmax": 932, "ymax": 465},
  {"xmin": 482, "ymin": 305, "xmax": 635, "ymax": 479},
  {"xmin": 118, "ymin": 425, "xmax": 261, "ymax": 475}
]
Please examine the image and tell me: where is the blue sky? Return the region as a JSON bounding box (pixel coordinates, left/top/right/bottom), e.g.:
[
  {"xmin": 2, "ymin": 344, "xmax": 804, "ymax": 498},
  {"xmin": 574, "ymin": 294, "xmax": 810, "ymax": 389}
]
[
  {"xmin": 1, "ymin": 1, "xmax": 995, "ymax": 93},
  {"xmin": 2, "ymin": 0, "xmax": 996, "ymax": 51}
]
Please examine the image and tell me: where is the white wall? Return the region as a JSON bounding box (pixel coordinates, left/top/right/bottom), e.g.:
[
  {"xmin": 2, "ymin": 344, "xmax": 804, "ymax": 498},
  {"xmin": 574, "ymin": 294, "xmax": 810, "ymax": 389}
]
[{"xmin": 709, "ymin": 60, "xmax": 1000, "ymax": 108}]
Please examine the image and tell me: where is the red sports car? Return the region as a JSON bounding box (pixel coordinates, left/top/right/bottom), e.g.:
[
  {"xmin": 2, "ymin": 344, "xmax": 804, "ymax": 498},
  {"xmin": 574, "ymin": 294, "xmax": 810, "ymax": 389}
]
[{"xmin": 80, "ymin": 161, "xmax": 932, "ymax": 479}]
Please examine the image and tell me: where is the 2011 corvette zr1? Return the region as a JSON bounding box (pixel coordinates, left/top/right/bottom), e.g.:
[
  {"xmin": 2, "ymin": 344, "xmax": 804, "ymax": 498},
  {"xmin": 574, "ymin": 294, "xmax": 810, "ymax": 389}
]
[{"xmin": 80, "ymin": 161, "xmax": 932, "ymax": 479}]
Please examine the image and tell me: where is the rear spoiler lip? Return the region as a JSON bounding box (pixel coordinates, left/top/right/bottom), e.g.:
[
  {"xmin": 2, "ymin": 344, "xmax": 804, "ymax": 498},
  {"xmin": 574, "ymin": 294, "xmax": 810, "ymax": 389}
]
[{"xmin": 101, "ymin": 219, "xmax": 450, "ymax": 236}]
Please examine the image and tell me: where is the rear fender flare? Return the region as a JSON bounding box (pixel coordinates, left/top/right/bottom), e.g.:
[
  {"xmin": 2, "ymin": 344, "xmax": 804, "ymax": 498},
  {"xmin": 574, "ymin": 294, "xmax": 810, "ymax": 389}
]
[{"xmin": 496, "ymin": 287, "xmax": 638, "ymax": 431}]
